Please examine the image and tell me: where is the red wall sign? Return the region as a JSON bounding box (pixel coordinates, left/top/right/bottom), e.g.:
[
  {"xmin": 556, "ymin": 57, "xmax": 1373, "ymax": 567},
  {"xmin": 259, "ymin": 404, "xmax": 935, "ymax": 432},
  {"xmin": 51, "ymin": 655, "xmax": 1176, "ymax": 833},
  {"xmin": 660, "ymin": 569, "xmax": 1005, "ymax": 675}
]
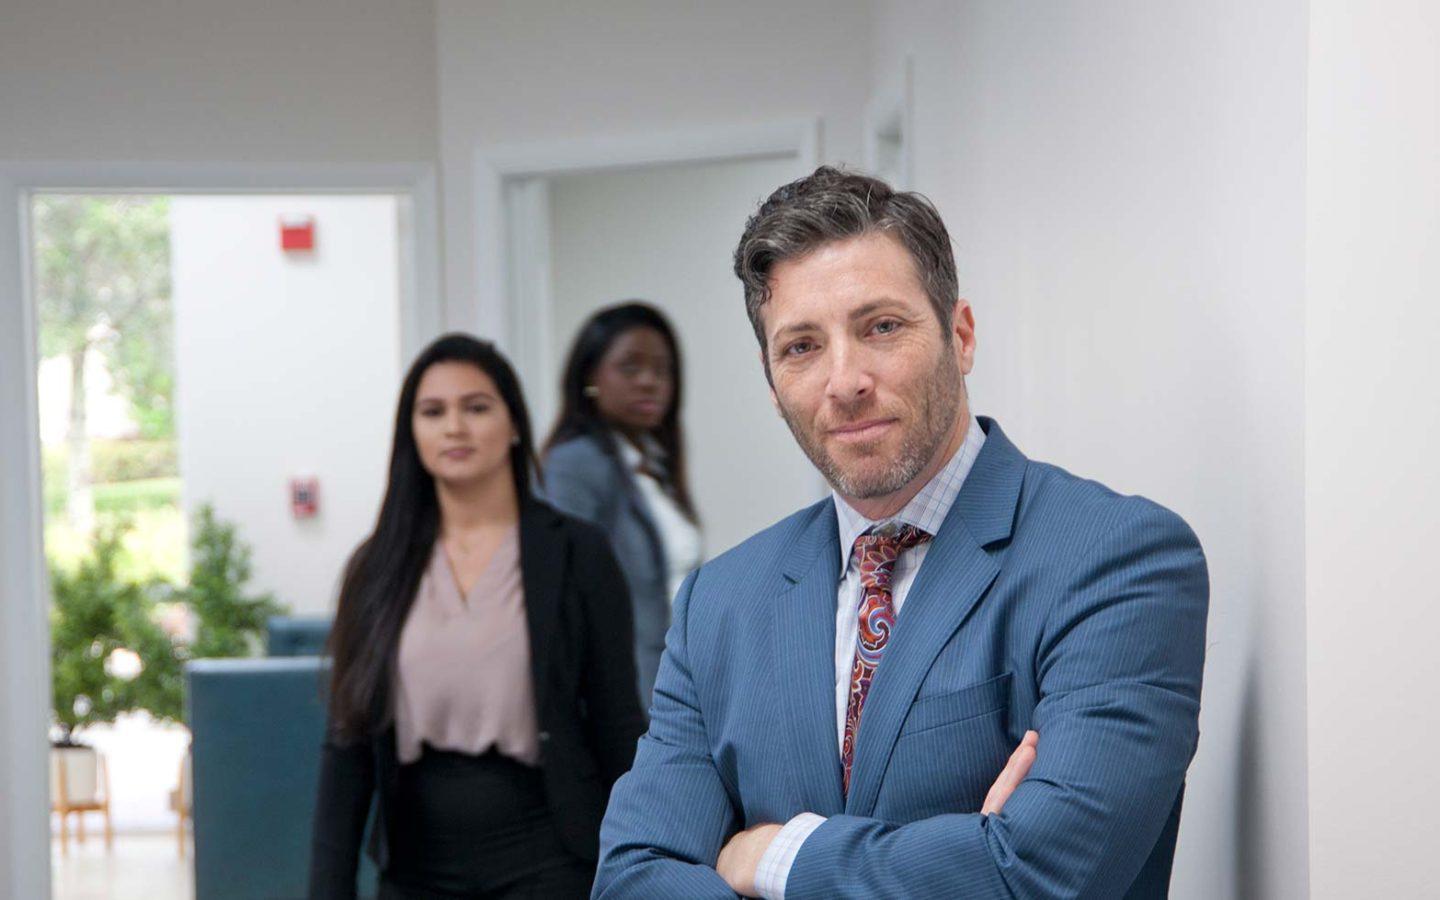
[
  {"xmin": 279, "ymin": 215, "xmax": 315, "ymax": 252},
  {"xmin": 290, "ymin": 478, "xmax": 319, "ymax": 518}
]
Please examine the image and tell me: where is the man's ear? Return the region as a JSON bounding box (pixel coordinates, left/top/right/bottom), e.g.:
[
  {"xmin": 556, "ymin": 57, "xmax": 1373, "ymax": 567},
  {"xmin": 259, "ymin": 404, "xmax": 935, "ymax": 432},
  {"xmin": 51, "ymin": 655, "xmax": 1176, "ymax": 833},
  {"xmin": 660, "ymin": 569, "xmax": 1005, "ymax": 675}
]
[{"xmin": 952, "ymin": 298, "xmax": 977, "ymax": 375}]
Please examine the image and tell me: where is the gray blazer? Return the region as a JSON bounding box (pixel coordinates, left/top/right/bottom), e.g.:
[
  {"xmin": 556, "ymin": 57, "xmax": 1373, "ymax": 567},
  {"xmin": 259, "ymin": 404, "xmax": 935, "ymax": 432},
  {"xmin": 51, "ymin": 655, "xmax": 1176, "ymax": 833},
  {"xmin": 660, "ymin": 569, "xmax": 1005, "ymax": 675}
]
[{"xmin": 543, "ymin": 434, "xmax": 671, "ymax": 712}]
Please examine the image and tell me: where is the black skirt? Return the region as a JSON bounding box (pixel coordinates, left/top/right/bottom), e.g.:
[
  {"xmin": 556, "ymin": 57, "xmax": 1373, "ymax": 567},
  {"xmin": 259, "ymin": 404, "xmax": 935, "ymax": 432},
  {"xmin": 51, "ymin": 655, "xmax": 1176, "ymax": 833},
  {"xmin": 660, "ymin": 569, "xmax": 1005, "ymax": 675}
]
[{"xmin": 379, "ymin": 746, "xmax": 592, "ymax": 899}]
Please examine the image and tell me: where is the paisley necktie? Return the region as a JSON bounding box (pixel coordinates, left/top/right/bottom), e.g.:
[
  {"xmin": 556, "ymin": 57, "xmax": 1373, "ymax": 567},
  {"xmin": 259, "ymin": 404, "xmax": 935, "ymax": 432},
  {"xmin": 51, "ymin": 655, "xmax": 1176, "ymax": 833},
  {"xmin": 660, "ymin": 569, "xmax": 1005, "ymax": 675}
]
[{"xmin": 841, "ymin": 523, "xmax": 932, "ymax": 796}]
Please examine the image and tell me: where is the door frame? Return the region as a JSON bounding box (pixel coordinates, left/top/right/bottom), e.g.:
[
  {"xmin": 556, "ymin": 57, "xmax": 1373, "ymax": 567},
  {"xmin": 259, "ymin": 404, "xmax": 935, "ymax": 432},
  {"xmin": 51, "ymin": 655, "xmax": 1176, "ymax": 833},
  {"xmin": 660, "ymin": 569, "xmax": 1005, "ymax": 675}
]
[
  {"xmin": 472, "ymin": 118, "xmax": 822, "ymax": 434},
  {"xmin": 0, "ymin": 160, "xmax": 441, "ymax": 898}
]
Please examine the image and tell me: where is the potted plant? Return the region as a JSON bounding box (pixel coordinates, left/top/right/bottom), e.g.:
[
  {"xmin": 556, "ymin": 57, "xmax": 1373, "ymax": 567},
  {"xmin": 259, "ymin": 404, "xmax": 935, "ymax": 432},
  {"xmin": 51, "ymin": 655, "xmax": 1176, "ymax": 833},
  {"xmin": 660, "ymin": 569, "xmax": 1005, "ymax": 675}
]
[
  {"xmin": 47, "ymin": 507, "xmax": 283, "ymax": 849},
  {"xmin": 47, "ymin": 524, "xmax": 163, "ymax": 850}
]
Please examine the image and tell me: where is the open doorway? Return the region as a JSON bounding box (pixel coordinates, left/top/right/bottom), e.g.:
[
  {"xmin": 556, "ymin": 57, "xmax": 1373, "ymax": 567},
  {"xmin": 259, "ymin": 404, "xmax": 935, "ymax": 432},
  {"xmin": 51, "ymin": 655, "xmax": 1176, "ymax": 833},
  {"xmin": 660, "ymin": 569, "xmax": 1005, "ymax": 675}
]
[
  {"xmin": 20, "ymin": 186, "xmax": 422, "ymax": 899},
  {"xmin": 503, "ymin": 150, "xmax": 827, "ymax": 556}
]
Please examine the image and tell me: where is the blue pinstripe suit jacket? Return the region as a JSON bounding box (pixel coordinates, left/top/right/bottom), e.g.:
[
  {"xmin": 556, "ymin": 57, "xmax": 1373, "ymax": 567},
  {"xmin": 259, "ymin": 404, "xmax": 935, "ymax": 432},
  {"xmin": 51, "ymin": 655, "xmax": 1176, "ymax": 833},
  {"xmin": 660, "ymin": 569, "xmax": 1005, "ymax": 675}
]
[{"xmin": 594, "ymin": 418, "xmax": 1209, "ymax": 898}]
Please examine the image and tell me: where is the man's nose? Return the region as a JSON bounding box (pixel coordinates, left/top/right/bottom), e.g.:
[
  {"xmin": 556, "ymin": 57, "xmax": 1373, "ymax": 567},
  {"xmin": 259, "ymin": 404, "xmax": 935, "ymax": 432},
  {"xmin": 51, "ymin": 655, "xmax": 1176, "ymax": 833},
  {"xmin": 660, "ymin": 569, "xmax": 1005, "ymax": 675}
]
[{"xmin": 825, "ymin": 341, "xmax": 874, "ymax": 403}]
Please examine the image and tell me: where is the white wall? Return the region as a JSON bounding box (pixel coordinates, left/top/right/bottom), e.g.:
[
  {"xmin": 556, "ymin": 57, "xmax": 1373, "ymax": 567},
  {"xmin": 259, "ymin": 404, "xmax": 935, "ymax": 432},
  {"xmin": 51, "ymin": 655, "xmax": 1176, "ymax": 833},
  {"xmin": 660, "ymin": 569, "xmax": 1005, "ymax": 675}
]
[
  {"xmin": 0, "ymin": 0, "xmax": 438, "ymax": 164},
  {"xmin": 545, "ymin": 156, "xmax": 823, "ymax": 556},
  {"xmin": 870, "ymin": 2, "xmax": 1310, "ymax": 897},
  {"xmin": 171, "ymin": 195, "xmax": 402, "ymax": 615},
  {"xmin": 1306, "ymin": 2, "xmax": 1440, "ymax": 897},
  {"xmin": 435, "ymin": 0, "xmax": 873, "ymax": 340}
]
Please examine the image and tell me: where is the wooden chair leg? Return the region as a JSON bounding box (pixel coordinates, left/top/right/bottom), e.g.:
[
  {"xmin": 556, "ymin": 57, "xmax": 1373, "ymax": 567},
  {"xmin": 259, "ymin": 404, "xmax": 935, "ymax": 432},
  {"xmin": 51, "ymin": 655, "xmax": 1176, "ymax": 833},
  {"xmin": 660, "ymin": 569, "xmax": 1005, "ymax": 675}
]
[
  {"xmin": 76, "ymin": 811, "xmax": 86, "ymax": 845},
  {"xmin": 100, "ymin": 754, "xmax": 113, "ymax": 852},
  {"xmin": 176, "ymin": 810, "xmax": 186, "ymax": 858},
  {"xmin": 56, "ymin": 752, "xmax": 70, "ymax": 857}
]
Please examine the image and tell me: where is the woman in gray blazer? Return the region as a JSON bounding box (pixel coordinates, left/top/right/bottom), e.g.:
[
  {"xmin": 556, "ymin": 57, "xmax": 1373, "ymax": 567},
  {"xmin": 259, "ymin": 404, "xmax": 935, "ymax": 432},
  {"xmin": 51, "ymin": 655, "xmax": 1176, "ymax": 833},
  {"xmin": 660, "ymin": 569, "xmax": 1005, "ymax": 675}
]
[{"xmin": 542, "ymin": 303, "xmax": 702, "ymax": 712}]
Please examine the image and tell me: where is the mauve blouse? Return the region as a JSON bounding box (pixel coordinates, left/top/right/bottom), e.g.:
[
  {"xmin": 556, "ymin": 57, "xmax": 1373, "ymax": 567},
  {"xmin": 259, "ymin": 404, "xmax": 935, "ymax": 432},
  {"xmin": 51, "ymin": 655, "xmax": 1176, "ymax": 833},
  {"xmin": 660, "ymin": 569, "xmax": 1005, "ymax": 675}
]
[{"xmin": 392, "ymin": 527, "xmax": 540, "ymax": 766}]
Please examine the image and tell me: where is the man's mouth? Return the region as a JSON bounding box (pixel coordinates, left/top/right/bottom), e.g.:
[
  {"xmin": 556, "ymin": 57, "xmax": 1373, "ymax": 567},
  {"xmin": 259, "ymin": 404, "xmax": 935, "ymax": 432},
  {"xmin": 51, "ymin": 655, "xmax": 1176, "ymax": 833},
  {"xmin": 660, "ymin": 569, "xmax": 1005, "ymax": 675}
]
[{"xmin": 828, "ymin": 418, "xmax": 897, "ymax": 443}]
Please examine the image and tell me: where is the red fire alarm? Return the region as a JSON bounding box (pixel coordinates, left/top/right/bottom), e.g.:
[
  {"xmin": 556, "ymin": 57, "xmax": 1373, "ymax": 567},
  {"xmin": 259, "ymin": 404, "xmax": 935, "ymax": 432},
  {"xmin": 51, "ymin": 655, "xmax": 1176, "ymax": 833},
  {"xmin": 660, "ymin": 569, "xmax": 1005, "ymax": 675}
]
[
  {"xmin": 290, "ymin": 477, "xmax": 320, "ymax": 518},
  {"xmin": 279, "ymin": 215, "xmax": 315, "ymax": 252}
]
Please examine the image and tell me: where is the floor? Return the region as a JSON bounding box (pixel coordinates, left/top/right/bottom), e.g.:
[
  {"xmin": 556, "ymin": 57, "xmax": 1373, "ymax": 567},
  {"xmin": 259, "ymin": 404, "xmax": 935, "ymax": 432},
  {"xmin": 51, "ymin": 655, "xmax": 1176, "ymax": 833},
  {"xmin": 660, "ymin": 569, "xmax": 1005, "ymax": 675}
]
[{"xmin": 51, "ymin": 832, "xmax": 193, "ymax": 900}]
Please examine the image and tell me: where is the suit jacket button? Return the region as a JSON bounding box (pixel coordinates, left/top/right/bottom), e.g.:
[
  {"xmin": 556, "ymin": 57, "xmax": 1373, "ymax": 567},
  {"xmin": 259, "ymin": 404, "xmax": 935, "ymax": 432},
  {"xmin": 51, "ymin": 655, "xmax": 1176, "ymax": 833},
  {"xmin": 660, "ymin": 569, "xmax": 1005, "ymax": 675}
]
[{"xmin": 538, "ymin": 731, "xmax": 551, "ymax": 743}]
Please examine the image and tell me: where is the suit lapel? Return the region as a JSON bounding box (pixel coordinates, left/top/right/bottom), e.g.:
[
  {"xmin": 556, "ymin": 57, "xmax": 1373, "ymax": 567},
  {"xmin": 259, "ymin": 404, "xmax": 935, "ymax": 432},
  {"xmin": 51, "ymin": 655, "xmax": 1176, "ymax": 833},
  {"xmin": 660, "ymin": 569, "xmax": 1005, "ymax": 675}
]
[
  {"xmin": 844, "ymin": 418, "xmax": 1026, "ymax": 817},
  {"xmin": 519, "ymin": 498, "xmax": 564, "ymax": 715},
  {"xmin": 774, "ymin": 502, "xmax": 847, "ymax": 817}
]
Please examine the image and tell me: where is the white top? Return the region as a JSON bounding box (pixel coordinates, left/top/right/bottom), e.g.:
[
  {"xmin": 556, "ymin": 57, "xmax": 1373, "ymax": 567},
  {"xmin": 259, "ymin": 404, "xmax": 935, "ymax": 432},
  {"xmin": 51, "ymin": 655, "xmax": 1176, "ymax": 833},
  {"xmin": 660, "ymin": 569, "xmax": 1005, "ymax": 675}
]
[
  {"xmin": 756, "ymin": 415, "xmax": 987, "ymax": 900},
  {"xmin": 616, "ymin": 432, "xmax": 703, "ymax": 602}
]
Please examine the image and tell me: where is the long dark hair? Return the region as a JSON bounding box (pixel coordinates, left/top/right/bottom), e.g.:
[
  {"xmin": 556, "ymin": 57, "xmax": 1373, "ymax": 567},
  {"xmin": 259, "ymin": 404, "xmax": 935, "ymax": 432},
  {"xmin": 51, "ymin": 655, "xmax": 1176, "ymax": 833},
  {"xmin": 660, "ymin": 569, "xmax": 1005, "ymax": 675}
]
[
  {"xmin": 542, "ymin": 302, "xmax": 698, "ymax": 523},
  {"xmin": 326, "ymin": 333, "xmax": 539, "ymax": 741}
]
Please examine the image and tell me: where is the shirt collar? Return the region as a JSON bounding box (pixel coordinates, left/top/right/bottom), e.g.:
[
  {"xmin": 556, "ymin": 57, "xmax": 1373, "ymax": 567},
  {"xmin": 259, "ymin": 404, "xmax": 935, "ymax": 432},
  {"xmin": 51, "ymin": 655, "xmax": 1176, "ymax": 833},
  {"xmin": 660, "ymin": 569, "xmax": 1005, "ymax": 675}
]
[
  {"xmin": 832, "ymin": 414, "xmax": 986, "ymax": 577},
  {"xmin": 614, "ymin": 431, "xmax": 643, "ymax": 468},
  {"xmin": 612, "ymin": 430, "xmax": 665, "ymax": 468}
]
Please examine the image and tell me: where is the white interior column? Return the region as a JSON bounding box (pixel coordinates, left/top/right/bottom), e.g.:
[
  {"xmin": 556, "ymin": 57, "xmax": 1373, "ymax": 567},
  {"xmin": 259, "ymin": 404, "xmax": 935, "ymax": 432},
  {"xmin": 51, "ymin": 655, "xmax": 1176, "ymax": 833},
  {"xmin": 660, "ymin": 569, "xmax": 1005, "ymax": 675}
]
[
  {"xmin": 1306, "ymin": 2, "xmax": 1440, "ymax": 896},
  {"xmin": 0, "ymin": 173, "xmax": 53, "ymax": 900}
]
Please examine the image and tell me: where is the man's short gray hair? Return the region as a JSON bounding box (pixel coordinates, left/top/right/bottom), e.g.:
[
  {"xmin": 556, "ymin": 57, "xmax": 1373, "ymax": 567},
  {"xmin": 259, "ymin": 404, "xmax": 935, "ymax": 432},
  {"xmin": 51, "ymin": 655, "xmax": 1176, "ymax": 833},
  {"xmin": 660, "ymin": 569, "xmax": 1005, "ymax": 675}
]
[{"xmin": 732, "ymin": 166, "xmax": 959, "ymax": 356}]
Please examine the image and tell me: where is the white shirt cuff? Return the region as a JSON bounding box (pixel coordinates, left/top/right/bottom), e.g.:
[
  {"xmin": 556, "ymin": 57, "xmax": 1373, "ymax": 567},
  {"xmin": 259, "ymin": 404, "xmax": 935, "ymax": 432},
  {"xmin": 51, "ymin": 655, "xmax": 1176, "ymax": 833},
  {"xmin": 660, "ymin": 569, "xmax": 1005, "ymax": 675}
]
[{"xmin": 754, "ymin": 813, "xmax": 827, "ymax": 900}]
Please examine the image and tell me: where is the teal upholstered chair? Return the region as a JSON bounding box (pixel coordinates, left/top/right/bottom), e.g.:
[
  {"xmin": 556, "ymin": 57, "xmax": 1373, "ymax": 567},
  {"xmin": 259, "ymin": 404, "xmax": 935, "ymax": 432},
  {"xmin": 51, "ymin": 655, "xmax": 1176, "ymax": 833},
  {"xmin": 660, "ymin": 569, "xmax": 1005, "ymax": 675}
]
[{"xmin": 187, "ymin": 656, "xmax": 377, "ymax": 898}]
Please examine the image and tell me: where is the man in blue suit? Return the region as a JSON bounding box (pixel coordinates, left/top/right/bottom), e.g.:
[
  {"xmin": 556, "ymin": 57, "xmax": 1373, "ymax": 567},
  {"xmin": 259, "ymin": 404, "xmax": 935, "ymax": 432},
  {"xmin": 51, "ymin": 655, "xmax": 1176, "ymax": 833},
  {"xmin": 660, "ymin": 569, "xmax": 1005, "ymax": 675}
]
[{"xmin": 593, "ymin": 167, "xmax": 1208, "ymax": 899}]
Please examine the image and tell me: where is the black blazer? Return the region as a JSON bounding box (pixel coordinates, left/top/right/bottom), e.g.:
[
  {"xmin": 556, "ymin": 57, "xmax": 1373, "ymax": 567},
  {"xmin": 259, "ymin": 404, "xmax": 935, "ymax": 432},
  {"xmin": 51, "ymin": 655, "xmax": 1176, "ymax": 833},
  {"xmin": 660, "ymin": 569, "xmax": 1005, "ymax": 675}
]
[{"xmin": 308, "ymin": 498, "xmax": 646, "ymax": 899}]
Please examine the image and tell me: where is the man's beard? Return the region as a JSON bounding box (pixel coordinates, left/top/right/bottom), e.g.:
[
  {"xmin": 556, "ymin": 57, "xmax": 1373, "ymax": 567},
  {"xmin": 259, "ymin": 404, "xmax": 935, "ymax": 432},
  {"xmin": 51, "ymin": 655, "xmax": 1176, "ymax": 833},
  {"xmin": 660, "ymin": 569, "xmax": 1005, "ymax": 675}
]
[{"xmin": 778, "ymin": 350, "xmax": 964, "ymax": 500}]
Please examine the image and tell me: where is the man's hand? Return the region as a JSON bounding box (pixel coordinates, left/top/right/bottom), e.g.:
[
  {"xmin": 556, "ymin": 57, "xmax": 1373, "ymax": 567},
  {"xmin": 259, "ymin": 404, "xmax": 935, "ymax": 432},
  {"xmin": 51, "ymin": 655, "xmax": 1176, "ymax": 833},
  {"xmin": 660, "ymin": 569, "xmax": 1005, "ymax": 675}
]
[
  {"xmin": 716, "ymin": 822, "xmax": 783, "ymax": 898},
  {"xmin": 982, "ymin": 729, "xmax": 1039, "ymax": 815}
]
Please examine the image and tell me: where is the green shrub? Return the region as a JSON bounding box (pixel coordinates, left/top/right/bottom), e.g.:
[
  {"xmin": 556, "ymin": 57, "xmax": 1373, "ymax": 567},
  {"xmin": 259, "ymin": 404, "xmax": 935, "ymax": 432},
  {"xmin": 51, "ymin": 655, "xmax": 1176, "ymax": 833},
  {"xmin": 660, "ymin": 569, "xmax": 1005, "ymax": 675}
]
[
  {"xmin": 185, "ymin": 505, "xmax": 283, "ymax": 659},
  {"xmin": 42, "ymin": 439, "xmax": 178, "ymax": 486}
]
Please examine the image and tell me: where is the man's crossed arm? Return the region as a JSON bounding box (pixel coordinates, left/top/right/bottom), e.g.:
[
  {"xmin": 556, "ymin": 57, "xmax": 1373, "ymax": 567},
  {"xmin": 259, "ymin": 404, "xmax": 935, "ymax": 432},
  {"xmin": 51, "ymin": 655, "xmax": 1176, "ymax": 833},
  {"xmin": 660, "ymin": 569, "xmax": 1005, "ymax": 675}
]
[{"xmin": 715, "ymin": 730, "xmax": 1040, "ymax": 897}]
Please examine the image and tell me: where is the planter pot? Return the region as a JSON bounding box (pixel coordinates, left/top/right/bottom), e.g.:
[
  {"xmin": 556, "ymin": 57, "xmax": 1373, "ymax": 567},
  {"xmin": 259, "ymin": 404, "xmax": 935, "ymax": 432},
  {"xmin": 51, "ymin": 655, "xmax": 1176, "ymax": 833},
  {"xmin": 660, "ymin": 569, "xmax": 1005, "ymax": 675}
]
[{"xmin": 51, "ymin": 745, "xmax": 101, "ymax": 805}]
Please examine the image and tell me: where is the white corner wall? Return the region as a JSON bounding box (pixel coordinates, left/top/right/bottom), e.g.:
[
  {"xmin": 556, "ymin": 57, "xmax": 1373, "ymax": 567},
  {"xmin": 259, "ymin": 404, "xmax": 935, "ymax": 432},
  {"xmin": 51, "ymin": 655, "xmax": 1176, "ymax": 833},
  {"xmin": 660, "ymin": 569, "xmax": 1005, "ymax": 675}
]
[
  {"xmin": 1305, "ymin": 2, "xmax": 1440, "ymax": 897},
  {"xmin": 434, "ymin": 0, "xmax": 874, "ymax": 340},
  {"xmin": 871, "ymin": 2, "xmax": 1310, "ymax": 897},
  {"xmin": 171, "ymin": 195, "xmax": 403, "ymax": 615}
]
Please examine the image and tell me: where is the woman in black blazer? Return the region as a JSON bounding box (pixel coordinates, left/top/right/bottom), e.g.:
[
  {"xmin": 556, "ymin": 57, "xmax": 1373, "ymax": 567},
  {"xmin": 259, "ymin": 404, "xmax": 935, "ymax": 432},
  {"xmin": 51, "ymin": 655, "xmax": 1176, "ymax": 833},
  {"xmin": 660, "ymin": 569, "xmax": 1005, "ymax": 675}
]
[{"xmin": 309, "ymin": 334, "xmax": 644, "ymax": 899}]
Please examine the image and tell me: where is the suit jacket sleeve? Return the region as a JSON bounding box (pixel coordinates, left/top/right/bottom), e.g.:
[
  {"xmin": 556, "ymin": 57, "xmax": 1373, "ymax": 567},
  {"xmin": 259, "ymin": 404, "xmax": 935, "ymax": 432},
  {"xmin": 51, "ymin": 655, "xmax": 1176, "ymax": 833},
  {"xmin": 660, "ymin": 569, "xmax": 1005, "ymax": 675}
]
[
  {"xmin": 307, "ymin": 729, "xmax": 376, "ymax": 900},
  {"xmin": 572, "ymin": 522, "xmax": 647, "ymax": 784},
  {"xmin": 544, "ymin": 440, "xmax": 615, "ymax": 527},
  {"xmin": 786, "ymin": 501, "xmax": 1209, "ymax": 900},
  {"xmin": 591, "ymin": 569, "xmax": 739, "ymax": 899}
]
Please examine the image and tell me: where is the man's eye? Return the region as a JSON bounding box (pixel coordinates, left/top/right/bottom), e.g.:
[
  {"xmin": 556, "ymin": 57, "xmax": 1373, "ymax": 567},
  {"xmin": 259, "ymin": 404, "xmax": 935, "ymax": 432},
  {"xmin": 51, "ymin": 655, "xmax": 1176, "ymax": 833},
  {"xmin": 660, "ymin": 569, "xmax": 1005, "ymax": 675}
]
[
  {"xmin": 784, "ymin": 341, "xmax": 814, "ymax": 357},
  {"xmin": 874, "ymin": 320, "xmax": 900, "ymax": 335}
]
